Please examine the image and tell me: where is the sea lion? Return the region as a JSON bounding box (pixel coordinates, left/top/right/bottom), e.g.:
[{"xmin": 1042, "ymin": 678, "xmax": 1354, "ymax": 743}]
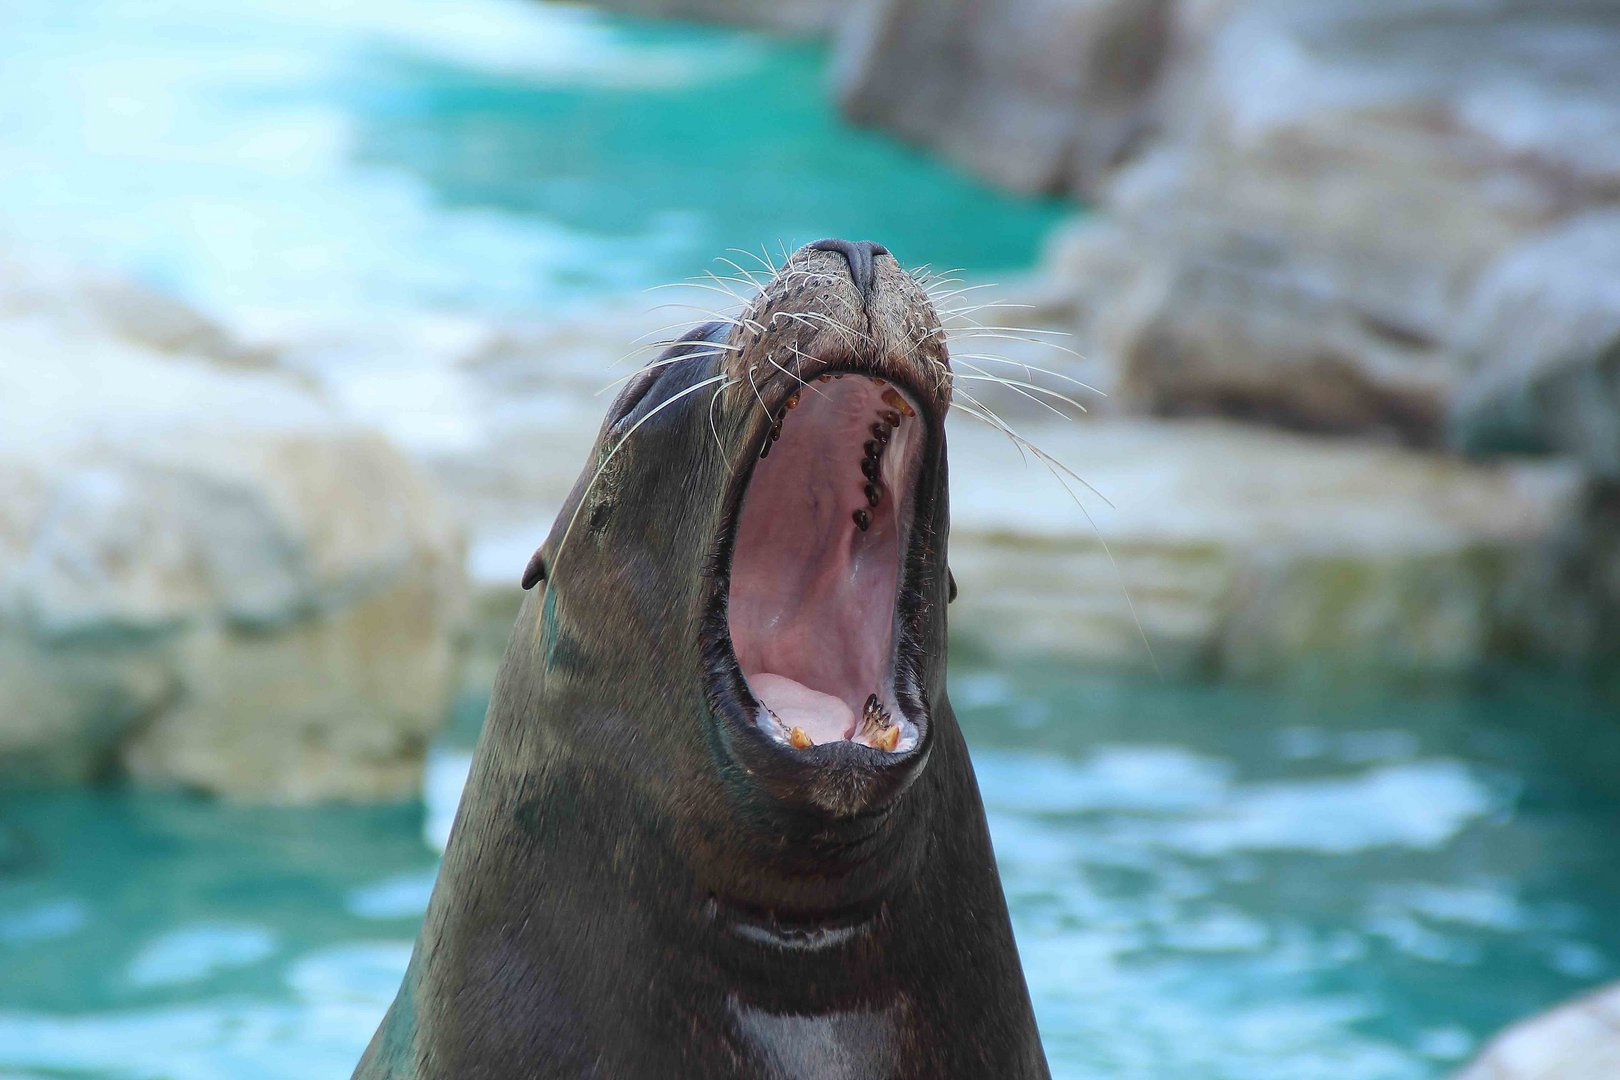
[{"xmin": 355, "ymin": 238, "xmax": 1050, "ymax": 1079}]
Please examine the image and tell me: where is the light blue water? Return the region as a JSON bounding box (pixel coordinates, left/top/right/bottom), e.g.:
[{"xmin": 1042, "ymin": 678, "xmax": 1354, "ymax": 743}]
[
  {"xmin": 0, "ymin": 0, "xmax": 1064, "ymax": 319},
  {"xmin": 2, "ymin": 665, "xmax": 1618, "ymax": 1078}
]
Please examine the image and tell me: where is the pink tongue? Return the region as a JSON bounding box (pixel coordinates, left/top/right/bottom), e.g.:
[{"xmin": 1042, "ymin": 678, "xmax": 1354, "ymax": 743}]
[{"xmin": 749, "ymin": 673, "xmax": 855, "ymax": 744}]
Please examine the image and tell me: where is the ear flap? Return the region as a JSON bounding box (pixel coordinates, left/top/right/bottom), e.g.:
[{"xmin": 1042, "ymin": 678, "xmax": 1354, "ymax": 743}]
[{"xmin": 521, "ymin": 547, "xmax": 547, "ymax": 590}]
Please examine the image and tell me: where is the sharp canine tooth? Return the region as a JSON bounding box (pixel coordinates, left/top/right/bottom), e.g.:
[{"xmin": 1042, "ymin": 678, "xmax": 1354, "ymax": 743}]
[
  {"xmin": 788, "ymin": 727, "xmax": 813, "ymax": 749},
  {"xmin": 859, "ymin": 694, "xmax": 898, "ymax": 751}
]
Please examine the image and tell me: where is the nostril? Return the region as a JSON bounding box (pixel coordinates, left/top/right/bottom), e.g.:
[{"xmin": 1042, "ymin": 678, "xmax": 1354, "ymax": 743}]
[{"xmin": 809, "ymin": 238, "xmax": 890, "ymax": 298}]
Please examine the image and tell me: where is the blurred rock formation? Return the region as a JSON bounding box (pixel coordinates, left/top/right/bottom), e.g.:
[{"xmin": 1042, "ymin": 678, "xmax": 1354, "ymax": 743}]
[
  {"xmin": 1454, "ymin": 980, "xmax": 1620, "ymax": 1080},
  {"xmin": 945, "ymin": 416, "xmax": 1593, "ymax": 681},
  {"xmin": 0, "ymin": 255, "xmax": 469, "ymax": 802},
  {"xmin": 838, "ymin": 0, "xmax": 1170, "ymax": 197},
  {"xmin": 837, "ymin": 0, "xmax": 1620, "ymax": 460},
  {"xmin": 825, "ymin": 0, "xmax": 1620, "ymax": 672}
]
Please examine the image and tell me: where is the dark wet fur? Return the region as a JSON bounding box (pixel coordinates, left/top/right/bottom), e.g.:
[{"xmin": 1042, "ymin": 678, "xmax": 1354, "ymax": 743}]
[{"xmin": 354, "ymin": 244, "xmax": 1049, "ymax": 1080}]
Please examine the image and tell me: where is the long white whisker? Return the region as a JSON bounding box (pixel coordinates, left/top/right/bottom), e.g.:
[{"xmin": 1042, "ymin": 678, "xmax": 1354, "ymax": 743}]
[
  {"xmin": 594, "ymin": 346, "xmax": 737, "ymax": 395},
  {"xmin": 744, "ymin": 363, "xmax": 772, "ymax": 419},
  {"xmin": 647, "ymin": 280, "xmax": 751, "ymax": 306},
  {"xmin": 954, "ymin": 365, "xmax": 1069, "ymax": 421},
  {"xmin": 948, "ymin": 399, "xmax": 1029, "ymax": 466},
  {"xmin": 951, "ymin": 388, "xmax": 1113, "ymax": 509},
  {"xmin": 708, "ymin": 375, "xmax": 736, "ymax": 464},
  {"xmin": 944, "ymin": 331, "xmax": 1089, "ymax": 364},
  {"xmin": 696, "ymin": 272, "xmax": 755, "ymax": 305},
  {"xmin": 952, "ymin": 352, "xmax": 1104, "ymax": 396},
  {"xmin": 954, "ymin": 369, "xmax": 1089, "ymax": 417},
  {"xmin": 946, "ymin": 398, "xmax": 1162, "ymax": 678},
  {"xmin": 628, "ymin": 317, "xmax": 743, "ymax": 347},
  {"xmin": 729, "ymin": 246, "xmax": 777, "ymax": 276},
  {"xmin": 648, "ymin": 303, "xmax": 765, "ymax": 335},
  {"xmin": 714, "ymin": 256, "xmax": 768, "ymax": 287},
  {"xmin": 926, "ymin": 283, "xmax": 1000, "ymax": 304}
]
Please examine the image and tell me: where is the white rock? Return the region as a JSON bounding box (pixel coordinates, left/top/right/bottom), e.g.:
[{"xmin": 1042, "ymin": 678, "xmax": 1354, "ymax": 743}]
[
  {"xmin": 1455, "ymin": 981, "xmax": 1620, "ymax": 1080},
  {"xmin": 840, "ymin": 0, "xmax": 1620, "ymax": 448},
  {"xmin": 0, "ymin": 273, "xmax": 468, "ymax": 800},
  {"xmin": 946, "ymin": 414, "xmax": 1586, "ymax": 678}
]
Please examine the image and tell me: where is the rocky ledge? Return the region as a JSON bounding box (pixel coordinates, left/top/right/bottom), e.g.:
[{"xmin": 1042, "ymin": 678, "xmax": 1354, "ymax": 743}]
[
  {"xmin": 0, "ymin": 256, "xmax": 469, "ymax": 802},
  {"xmin": 948, "ymin": 414, "xmax": 1595, "ymax": 680}
]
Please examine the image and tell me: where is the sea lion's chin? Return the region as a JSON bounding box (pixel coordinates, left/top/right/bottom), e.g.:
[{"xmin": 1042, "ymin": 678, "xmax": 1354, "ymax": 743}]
[{"xmin": 707, "ymin": 369, "xmax": 935, "ymax": 806}]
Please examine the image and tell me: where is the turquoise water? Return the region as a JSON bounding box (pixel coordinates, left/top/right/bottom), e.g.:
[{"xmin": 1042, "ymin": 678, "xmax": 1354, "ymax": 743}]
[
  {"xmin": 0, "ymin": 0, "xmax": 1064, "ymax": 318},
  {"xmin": 3, "ymin": 664, "xmax": 1618, "ymax": 1078}
]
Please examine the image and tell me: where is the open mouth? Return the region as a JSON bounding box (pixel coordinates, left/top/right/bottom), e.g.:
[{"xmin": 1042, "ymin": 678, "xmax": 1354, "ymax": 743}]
[{"xmin": 726, "ymin": 373, "xmax": 926, "ymax": 755}]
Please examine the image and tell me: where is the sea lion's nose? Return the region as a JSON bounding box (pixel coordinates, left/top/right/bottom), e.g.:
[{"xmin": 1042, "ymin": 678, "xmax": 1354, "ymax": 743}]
[{"xmin": 809, "ymin": 238, "xmax": 889, "ymax": 298}]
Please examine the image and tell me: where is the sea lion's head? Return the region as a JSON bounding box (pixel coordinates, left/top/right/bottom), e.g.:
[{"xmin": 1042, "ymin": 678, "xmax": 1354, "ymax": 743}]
[{"xmin": 522, "ymin": 239, "xmax": 952, "ymax": 844}]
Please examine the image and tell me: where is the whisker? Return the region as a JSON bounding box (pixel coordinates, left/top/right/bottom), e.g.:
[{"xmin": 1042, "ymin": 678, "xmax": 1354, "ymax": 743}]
[
  {"xmin": 730, "ymin": 246, "xmax": 778, "ymax": 276},
  {"xmin": 593, "ymin": 345, "xmax": 738, "ymax": 395},
  {"xmin": 743, "ymin": 363, "xmax": 777, "ymax": 425},
  {"xmin": 712, "ymin": 256, "xmax": 770, "ymax": 288},
  {"xmin": 765, "ymin": 350, "xmax": 811, "ymax": 391},
  {"xmin": 708, "ymin": 375, "xmax": 736, "ymax": 464},
  {"xmin": 945, "ymin": 397, "xmax": 1162, "ymax": 679},
  {"xmin": 948, "ymin": 398, "xmax": 1029, "ymax": 466},
  {"xmin": 954, "ymin": 368, "xmax": 1089, "ymax": 417},
  {"xmin": 696, "ymin": 272, "xmax": 756, "ymax": 304},
  {"xmin": 945, "ymin": 332, "xmax": 1089, "ymax": 366},
  {"xmin": 952, "ymin": 352, "xmax": 1104, "ymax": 396},
  {"xmin": 951, "ymin": 388, "xmax": 1113, "ymax": 509},
  {"xmin": 778, "ymin": 309, "xmax": 871, "ymax": 346},
  {"xmin": 628, "ymin": 316, "xmax": 744, "ymax": 347},
  {"xmin": 647, "ymin": 280, "xmax": 751, "ymax": 305},
  {"xmin": 648, "ymin": 302, "xmax": 765, "ymax": 335},
  {"xmin": 949, "ymin": 324, "xmax": 1075, "ymax": 340},
  {"xmin": 926, "ymin": 283, "xmax": 1000, "ymax": 305}
]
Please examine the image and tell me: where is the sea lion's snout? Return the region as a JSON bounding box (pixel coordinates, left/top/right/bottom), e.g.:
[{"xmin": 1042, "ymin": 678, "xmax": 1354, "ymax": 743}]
[{"xmin": 689, "ymin": 239, "xmax": 952, "ymax": 816}]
